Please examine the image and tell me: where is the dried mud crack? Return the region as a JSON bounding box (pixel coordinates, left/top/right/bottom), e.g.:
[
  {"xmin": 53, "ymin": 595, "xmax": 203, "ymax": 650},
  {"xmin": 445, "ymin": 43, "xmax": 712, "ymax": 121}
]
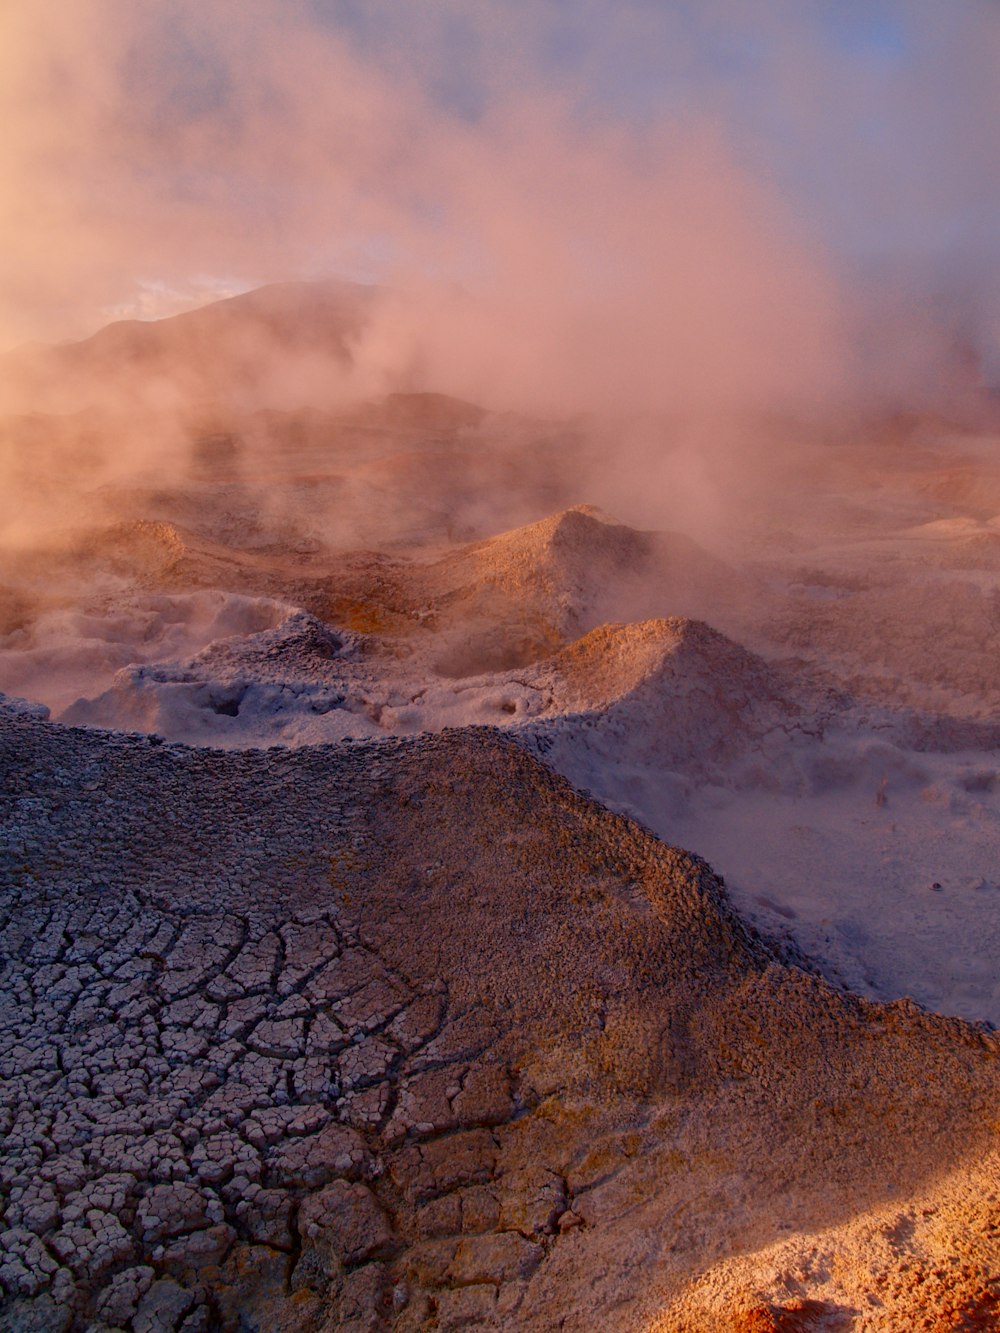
[{"xmin": 2, "ymin": 707, "xmax": 1000, "ymax": 1331}]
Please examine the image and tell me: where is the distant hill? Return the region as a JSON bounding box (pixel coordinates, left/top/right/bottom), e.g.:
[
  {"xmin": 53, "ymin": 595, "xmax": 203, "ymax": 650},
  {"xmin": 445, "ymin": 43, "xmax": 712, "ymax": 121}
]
[{"xmin": 0, "ymin": 279, "xmax": 376, "ymax": 413}]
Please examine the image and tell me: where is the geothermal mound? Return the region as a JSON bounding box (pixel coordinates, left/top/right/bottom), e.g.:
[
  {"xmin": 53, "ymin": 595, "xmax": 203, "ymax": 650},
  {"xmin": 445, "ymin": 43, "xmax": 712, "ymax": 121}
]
[
  {"xmin": 437, "ymin": 506, "xmax": 741, "ymax": 641},
  {"xmin": 2, "ymin": 705, "xmax": 999, "ymax": 1331},
  {"xmin": 5, "ymin": 287, "xmax": 1000, "ymax": 1331}
]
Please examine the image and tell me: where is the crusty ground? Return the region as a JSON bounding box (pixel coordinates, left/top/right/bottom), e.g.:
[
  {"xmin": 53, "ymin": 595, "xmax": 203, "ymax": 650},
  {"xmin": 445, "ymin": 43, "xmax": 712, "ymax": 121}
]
[{"xmin": 2, "ymin": 707, "xmax": 999, "ymax": 1331}]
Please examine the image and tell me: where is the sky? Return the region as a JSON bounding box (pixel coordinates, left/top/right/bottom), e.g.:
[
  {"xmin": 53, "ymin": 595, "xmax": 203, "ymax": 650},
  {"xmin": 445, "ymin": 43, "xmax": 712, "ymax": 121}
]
[{"xmin": 0, "ymin": 1, "xmax": 997, "ymax": 397}]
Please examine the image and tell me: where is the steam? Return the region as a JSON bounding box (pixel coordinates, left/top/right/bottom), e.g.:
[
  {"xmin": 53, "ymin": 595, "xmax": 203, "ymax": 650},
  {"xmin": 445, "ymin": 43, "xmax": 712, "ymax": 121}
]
[
  {"xmin": 0, "ymin": 3, "xmax": 849, "ymax": 407},
  {"xmin": 0, "ymin": 2, "xmax": 998, "ymax": 574},
  {"xmin": 4, "ymin": 1, "xmax": 997, "ymax": 392}
]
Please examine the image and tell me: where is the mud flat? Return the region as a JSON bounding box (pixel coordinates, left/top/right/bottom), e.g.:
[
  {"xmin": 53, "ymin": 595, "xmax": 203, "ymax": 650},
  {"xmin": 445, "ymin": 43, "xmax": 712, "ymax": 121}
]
[{"xmin": 3, "ymin": 702, "xmax": 1000, "ymax": 1330}]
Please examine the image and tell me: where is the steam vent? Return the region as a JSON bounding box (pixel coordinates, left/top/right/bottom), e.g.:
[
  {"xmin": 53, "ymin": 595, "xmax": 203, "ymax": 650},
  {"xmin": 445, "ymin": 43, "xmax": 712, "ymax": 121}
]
[
  {"xmin": 5, "ymin": 5, "xmax": 1000, "ymax": 1329},
  {"xmin": 6, "ymin": 392, "xmax": 1000, "ymax": 1330}
]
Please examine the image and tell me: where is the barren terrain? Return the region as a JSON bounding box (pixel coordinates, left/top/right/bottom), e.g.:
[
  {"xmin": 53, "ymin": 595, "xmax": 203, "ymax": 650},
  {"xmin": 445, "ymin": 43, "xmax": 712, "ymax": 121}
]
[{"xmin": 3, "ymin": 290, "xmax": 1000, "ymax": 1329}]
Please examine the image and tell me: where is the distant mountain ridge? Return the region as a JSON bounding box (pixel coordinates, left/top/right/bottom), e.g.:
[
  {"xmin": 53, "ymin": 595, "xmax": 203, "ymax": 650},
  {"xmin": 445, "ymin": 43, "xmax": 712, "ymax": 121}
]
[{"xmin": 0, "ymin": 278, "xmax": 377, "ymax": 413}]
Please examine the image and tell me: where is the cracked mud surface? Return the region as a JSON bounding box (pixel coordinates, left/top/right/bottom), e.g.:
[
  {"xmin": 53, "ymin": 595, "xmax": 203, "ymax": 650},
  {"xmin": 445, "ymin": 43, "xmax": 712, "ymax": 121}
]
[{"xmin": 4, "ymin": 706, "xmax": 1000, "ymax": 1330}]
